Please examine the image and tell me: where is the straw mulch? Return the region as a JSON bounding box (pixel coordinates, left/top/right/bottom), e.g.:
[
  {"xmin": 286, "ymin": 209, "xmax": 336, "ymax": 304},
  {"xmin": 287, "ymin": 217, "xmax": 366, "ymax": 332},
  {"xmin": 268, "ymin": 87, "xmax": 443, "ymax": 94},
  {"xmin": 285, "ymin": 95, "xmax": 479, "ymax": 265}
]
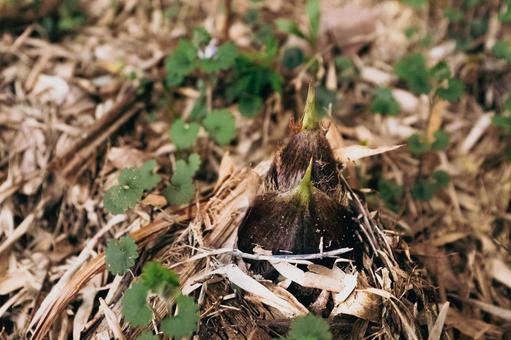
[{"xmin": 0, "ymin": 1, "xmax": 510, "ymax": 339}]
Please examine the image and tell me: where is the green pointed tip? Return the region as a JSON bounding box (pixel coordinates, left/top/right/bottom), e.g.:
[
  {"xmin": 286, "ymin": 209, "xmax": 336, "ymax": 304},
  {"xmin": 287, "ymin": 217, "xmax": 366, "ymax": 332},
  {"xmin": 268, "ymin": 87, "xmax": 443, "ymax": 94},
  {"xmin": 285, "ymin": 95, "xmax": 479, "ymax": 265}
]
[
  {"xmin": 297, "ymin": 159, "xmax": 313, "ymax": 204},
  {"xmin": 302, "ymin": 84, "xmax": 320, "ymax": 130}
]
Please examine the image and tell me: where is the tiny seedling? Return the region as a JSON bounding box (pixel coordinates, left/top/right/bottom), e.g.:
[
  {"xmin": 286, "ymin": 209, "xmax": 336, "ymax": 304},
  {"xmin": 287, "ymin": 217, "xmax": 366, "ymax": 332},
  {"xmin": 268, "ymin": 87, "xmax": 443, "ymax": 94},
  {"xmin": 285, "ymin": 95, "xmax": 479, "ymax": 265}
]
[
  {"xmin": 394, "ymin": 53, "xmax": 432, "ymax": 95},
  {"xmin": 378, "ymin": 179, "xmax": 404, "ymax": 212},
  {"xmin": 105, "ymin": 235, "xmax": 139, "ymax": 276},
  {"xmin": 136, "ymin": 332, "xmax": 157, "ymax": 340},
  {"xmin": 160, "ymin": 294, "xmax": 199, "ymax": 339},
  {"xmin": 407, "ymin": 130, "xmax": 450, "ymax": 156},
  {"xmin": 394, "ymin": 53, "xmax": 465, "ymax": 102},
  {"xmin": 401, "ymin": 0, "xmax": 428, "ymax": 8},
  {"xmin": 169, "ymin": 119, "xmax": 200, "ymax": 149},
  {"xmin": 122, "ymin": 282, "xmax": 153, "ymax": 327},
  {"xmin": 164, "ymin": 153, "xmax": 202, "ymax": 205},
  {"xmin": 165, "ymin": 27, "xmax": 238, "ymax": 87},
  {"xmin": 492, "ymin": 40, "xmax": 511, "ymax": 63},
  {"xmin": 202, "ymin": 110, "xmax": 236, "ymax": 145},
  {"xmin": 104, "ymin": 160, "xmax": 161, "ymax": 214},
  {"xmin": 108, "ymin": 258, "xmax": 199, "ymax": 338},
  {"xmin": 283, "ymin": 314, "xmax": 332, "ymax": 340},
  {"xmin": 412, "ymin": 170, "xmax": 450, "ymax": 201},
  {"xmin": 276, "ymin": 0, "xmax": 320, "ymax": 49},
  {"xmin": 371, "ymin": 88, "xmax": 400, "ymax": 116}
]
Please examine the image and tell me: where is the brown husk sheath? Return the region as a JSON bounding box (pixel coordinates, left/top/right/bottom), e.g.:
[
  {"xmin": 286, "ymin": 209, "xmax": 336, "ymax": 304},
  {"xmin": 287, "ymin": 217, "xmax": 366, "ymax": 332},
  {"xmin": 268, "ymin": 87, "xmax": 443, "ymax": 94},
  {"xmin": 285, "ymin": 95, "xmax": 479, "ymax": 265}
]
[
  {"xmin": 237, "ymin": 162, "xmax": 358, "ymax": 278},
  {"xmin": 265, "ymin": 85, "xmax": 340, "ymax": 197}
]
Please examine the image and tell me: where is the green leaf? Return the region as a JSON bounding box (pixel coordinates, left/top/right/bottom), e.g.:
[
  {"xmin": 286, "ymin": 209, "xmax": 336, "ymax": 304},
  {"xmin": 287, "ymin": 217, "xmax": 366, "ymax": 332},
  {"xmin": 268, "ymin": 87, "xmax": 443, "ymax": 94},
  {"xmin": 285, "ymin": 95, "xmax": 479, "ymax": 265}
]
[
  {"xmin": 286, "ymin": 314, "xmax": 332, "ymax": 340},
  {"xmin": 505, "ymin": 89, "xmax": 511, "ymax": 112},
  {"xmin": 394, "ymin": 53, "xmax": 432, "ymax": 94},
  {"xmin": 104, "ymin": 186, "xmax": 129, "ymax": 215},
  {"xmin": 105, "ymin": 236, "xmax": 139, "ymax": 276},
  {"xmin": 163, "ymin": 155, "xmax": 201, "ymax": 206},
  {"xmin": 465, "ymin": 0, "xmax": 482, "ymax": 7},
  {"xmin": 444, "ymin": 8, "xmax": 464, "ymax": 22},
  {"xmin": 401, "ymin": 0, "xmax": 427, "ymax": 8},
  {"xmin": 470, "ymin": 18, "xmax": 488, "ymax": 38},
  {"xmin": 198, "ymin": 42, "xmax": 238, "ymax": 73},
  {"xmin": 161, "ymin": 295, "xmax": 199, "ymax": 339},
  {"xmin": 122, "ymin": 282, "xmax": 152, "ymax": 327},
  {"xmin": 430, "ymin": 62, "xmax": 451, "ymax": 82},
  {"xmin": 411, "ymin": 178, "xmax": 435, "ymax": 201},
  {"xmin": 276, "ymin": 19, "xmax": 306, "ymax": 40},
  {"xmin": 203, "ymin": 109, "xmax": 236, "ymax": 145},
  {"xmin": 404, "ymin": 26, "xmax": 419, "ymax": 39},
  {"xmin": 136, "ymin": 332, "xmax": 158, "ymax": 340},
  {"xmin": 492, "ymin": 40, "xmax": 511, "ymax": 63},
  {"xmin": 103, "ymin": 162, "xmax": 160, "ymax": 214},
  {"xmin": 437, "ymin": 78, "xmax": 464, "ymax": 102},
  {"xmin": 282, "ymin": 47, "xmax": 304, "ymax": 69},
  {"xmin": 407, "ymin": 133, "xmax": 430, "ymax": 156},
  {"xmin": 239, "ymin": 94, "xmax": 263, "ymax": 117},
  {"xmin": 431, "ymin": 130, "xmax": 450, "ymax": 151},
  {"xmin": 138, "ymin": 160, "xmax": 161, "ymax": 191},
  {"xmin": 492, "ymin": 115, "xmax": 511, "ymax": 133},
  {"xmin": 500, "ymin": 3, "xmax": 511, "ymax": 22},
  {"xmin": 432, "ymin": 170, "xmax": 450, "ymax": 189},
  {"xmin": 169, "ymin": 119, "xmax": 200, "ymax": 149},
  {"xmin": 164, "ymin": 180, "xmax": 195, "ymax": 206},
  {"xmin": 104, "ymin": 169, "xmax": 144, "ymax": 214},
  {"xmin": 140, "ymin": 261, "xmax": 180, "ymax": 297},
  {"xmin": 371, "ymin": 88, "xmax": 400, "ymax": 116},
  {"xmin": 165, "ymin": 40, "xmax": 197, "ymax": 86},
  {"xmin": 335, "ymin": 56, "xmax": 353, "ymax": 71},
  {"xmin": 192, "ymin": 26, "xmax": 211, "ymax": 49},
  {"xmin": 306, "ymin": 0, "xmax": 320, "ymax": 44},
  {"xmin": 186, "ymin": 153, "xmax": 202, "ymax": 176},
  {"xmin": 378, "ymin": 179, "xmax": 403, "ymax": 211}
]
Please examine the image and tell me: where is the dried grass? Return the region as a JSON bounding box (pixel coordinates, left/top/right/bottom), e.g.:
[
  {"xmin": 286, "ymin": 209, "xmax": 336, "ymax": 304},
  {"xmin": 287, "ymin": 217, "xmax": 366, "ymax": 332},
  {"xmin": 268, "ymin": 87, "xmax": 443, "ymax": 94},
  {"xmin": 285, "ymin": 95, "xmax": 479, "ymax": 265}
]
[{"xmin": 0, "ymin": 1, "xmax": 510, "ymax": 339}]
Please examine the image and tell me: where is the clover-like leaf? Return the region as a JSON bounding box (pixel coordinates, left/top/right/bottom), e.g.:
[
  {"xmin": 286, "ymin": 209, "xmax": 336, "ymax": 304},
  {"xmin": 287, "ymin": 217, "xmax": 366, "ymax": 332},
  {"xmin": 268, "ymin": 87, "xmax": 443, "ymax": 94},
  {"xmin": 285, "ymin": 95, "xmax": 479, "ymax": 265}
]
[
  {"xmin": 122, "ymin": 282, "xmax": 152, "ymax": 327},
  {"xmin": 492, "ymin": 115, "xmax": 511, "ymax": 133},
  {"xmin": 437, "ymin": 78, "xmax": 464, "ymax": 102},
  {"xmin": 371, "ymin": 88, "xmax": 400, "ymax": 116},
  {"xmin": 412, "ymin": 178, "xmax": 436, "ymax": 201},
  {"xmin": 238, "ymin": 94, "xmax": 263, "ymax": 117},
  {"xmin": 282, "ymin": 47, "xmax": 304, "ymax": 69},
  {"xmin": 164, "ymin": 178, "xmax": 195, "ymax": 206},
  {"xmin": 161, "ymin": 295, "xmax": 199, "ymax": 339},
  {"xmin": 432, "ymin": 170, "xmax": 450, "ymax": 189},
  {"xmin": 165, "ymin": 40, "xmax": 198, "ymax": 86},
  {"xmin": 140, "ymin": 261, "xmax": 180, "ymax": 298},
  {"xmin": 203, "ymin": 109, "xmax": 236, "ymax": 145},
  {"xmin": 103, "ymin": 162, "xmax": 161, "ymax": 214},
  {"xmin": 163, "ymin": 156, "xmax": 200, "ymax": 206},
  {"xmin": 170, "ymin": 119, "xmax": 200, "ymax": 149},
  {"xmin": 136, "ymin": 332, "xmax": 158, "ymax": 340},
  {"xmin": 431, "ymin": 130, "xmax": 450, "ymax": 151},
  {"xmin": 198, "ymin": 42, "xmax": 238, "ymax": 73},
  {"xmin": 492, "ymin": 40, "xmax": 511, "ymax": 63},
  {"xmin": 407, "ymin": 133, "xmax": 430, "ymax": 156},
  {"xmin": 378, "ymin": 179, "xmax": 404, "ymax": 212},
  {"xmin": 394, "ymin": 53, "xmax": 432, "ymax": 94},
  {"xmin": 430, "ymin": 61, "xmax": 451, "ymax": 82},
  {"xmin": 186, "ymin": 153, "xmax": 201, "ymax": 176},
  {"xmin": 104, "ymin": 183, "xmax": 142, "ymax": 215},
  {"xmin": 105, "ymin": 236, "xmax": 138, "ymax": 276},
  {"xmin": 285, "ymin": 314, "xmax": 332, "ymax": 340},
  {"xmin": 138, "ymin": 160, "xmax": 161, "ymax": 191}
]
